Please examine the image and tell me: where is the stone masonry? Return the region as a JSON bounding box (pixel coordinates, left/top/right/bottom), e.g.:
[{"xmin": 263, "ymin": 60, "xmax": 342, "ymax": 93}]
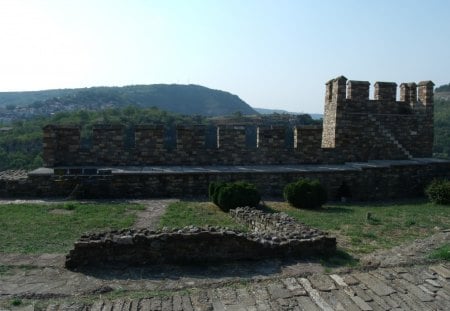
[
  {"xmin": 322, "ymin": 76, "xmax": 434, "ymax": 161},
  {"xmin": 2, "ymin": 76, "xmax": 449, "ymax": 200},
  {"xmin": 65, "ymin": 207, "xmax": 336, "ymax": 269},
  {"xmin": 42, "ymin": 76, "xmax": 437, "ymax": 167}
]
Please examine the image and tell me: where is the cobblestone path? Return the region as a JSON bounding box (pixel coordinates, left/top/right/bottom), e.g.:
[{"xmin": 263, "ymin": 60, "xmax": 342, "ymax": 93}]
[{"xmin": 1, "ymin": 263, "xmax": 449, "ymax": 310}]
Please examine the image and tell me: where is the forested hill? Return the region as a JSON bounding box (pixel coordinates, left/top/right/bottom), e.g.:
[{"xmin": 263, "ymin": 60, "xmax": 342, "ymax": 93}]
[
  {"xmin": 0, "ymin": 84, "xmax": 257, "ymax": 117},
  {"xmin": 435, "ymin": 83, "xmax": 450, "ymax": 93},
  {"xmin": 434, "ymin": 91, "xmax": 450, "ymax": 159}
]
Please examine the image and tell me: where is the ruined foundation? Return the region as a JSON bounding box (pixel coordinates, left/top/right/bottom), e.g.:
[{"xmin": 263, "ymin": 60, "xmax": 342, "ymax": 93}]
[{"xmin": 65, "ymin": 207, "xmax": 336, "ymax": 269}]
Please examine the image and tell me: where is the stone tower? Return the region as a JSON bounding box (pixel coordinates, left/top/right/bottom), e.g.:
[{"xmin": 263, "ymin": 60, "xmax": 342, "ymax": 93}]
[{"xmin": 322, "ymin": 76, "xmax": 434, "ymax": 161}]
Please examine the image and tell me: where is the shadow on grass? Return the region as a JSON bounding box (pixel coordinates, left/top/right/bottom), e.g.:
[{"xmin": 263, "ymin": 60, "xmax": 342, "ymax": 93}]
[
  {"xmin": 315, "ymin": 206, "xmax": 354, "ymax": 214},
  {"xmin": 340, "ymin": 197, "xmax": 429, "ymax": 208},
  {"xmin": 317, "ymin": 249, "xmax": 359, "ymax": 268},
  {"xmin": 262, "ymin": 202, "xmax": 354, "ymax": 215},
  {"xmin": 256, "ymin": 203, "xmax": 277, "ymax": 213}
]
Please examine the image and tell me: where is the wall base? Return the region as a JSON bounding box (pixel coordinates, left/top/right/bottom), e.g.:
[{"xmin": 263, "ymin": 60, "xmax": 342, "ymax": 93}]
[{"xmin": 1, "ymin": 158, "xmax": 449, "ymax": 201}]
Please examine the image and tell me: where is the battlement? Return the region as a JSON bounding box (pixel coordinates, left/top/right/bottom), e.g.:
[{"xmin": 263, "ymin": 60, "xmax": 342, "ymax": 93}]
[
  {"xmin": 43, "ymin": 124, "xmax": 327, "ymax": 166},
  {"xmin": 346, "ymin": 80, "xmax": 370, "ymax": 100},
  {"xmin": 42, "ymin": 76, "xmax": 437, "ymax": 167},
  {"xmin": 326, "ymin": 76, "xmax": 434, "ymax": 109},
  {"xmin": 374, "ymin": 82, "xmax": 397, "ymax": 101},
  {"xmin": 322, "ymin": 76, "xmax": 434, "ymax": 160}
]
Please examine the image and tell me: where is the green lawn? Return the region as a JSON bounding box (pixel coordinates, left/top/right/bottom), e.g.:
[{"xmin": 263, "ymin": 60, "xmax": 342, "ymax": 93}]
[
  {"xmin": 430, "ymin": 244, "xmax": 450, "ymax": 261},
  {"xmin": 266, "ymin": 200, "xmax": 450, "ymax": 255},
  {"xmin": 0, "ymin": 202, "xmax": 144, "ymax": 253},
  {"xmin": 161, "ymin": 200, "xmax": 450, "ymax": 256},
  {"xmin": 159, "ymin": 201, "xmax": 246, "ymax": 231},
  {"xmin": 1, "ymin": 199, "xmax": 448, "ymax": 257}
]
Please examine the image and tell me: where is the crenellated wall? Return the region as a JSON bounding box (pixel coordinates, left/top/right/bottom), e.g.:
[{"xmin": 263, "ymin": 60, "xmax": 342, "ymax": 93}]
[
  {"xmin": 42, "ymin": 124, "xmax": 331, "ymax": 166},
  {"xmin": 322, "ymin": 76, "xmax": 434, "ymax": 161},
  {"xmin": 42, "ymin": 76, "xmax": 437, "ymax": 167}
]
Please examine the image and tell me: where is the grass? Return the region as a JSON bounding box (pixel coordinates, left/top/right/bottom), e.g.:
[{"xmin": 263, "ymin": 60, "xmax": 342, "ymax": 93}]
[
  {"xmin": 2, "ymin": 199, "xmax": 448, "ymax": 260},
  {"xmin": 429, "ymin": 244, "xmax": 450, "ymax": 261},
  {"xmin": 160, "ymin": 199, "xmax": 450, "ymax": 257},
  {"xmin": 0, "ymin": 202, "xmax": 145, "ymax": 253},
  {"xmin": 159, "ymin": 201, "xmax": 246, "ymax": 231},
  {"xmin": 10, "ymin": 299, "xmax": 22, "ymax": 306},
  {"xmin": 266, "ymin": 200, "xmax": 450, "ymax": 255}
]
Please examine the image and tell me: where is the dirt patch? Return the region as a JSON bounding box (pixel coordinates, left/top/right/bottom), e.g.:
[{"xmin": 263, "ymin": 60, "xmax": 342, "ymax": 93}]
[
  {"xmin": 0, "ymin": 199, "xmax": 61, "ymax": 205},
  {"xmin": 0, "ymin": 253, "xmax": 64, "ymax": 267},
  {"xmin": 131, "ymin": 199, "xmax": 179, "ymax": 230},
  {"xmin": 360, "ymin": 229, "xmax": 450, "ymax": 269}
]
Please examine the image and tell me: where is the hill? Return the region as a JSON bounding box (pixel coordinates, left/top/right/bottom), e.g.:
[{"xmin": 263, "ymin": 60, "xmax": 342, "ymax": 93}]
[
  {"xmin": 435, "ymin": 83, "xmax": 450, "ymax": 93},
  {"xmin": 434, "ymin": 92, "xmax": 450, "ymax": 158},
  {"xmin": 0, "ymin": 84, "xmax": 257, "ymax": 119}
]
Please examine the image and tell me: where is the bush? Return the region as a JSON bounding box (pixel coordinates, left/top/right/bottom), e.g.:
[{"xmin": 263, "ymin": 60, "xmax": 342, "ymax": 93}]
[
  {"xmin": 209, "ymin": 181, "xmax": 260, "ymax": 212},
  {"xmin": 425, "ymin": 179, "xmax": 450, "ymax": 205},
  {"xmin": 283, "ymin": 178, "xmax": 327, "ymax": 209},
  {"xmin": 209, "ymin": 181, "xmax": 225, "ymax": 205}
]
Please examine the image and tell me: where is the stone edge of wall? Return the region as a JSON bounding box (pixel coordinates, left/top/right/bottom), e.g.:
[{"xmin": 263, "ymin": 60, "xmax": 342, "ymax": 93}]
[{"xmin": 65, "ymin": 207, "xmax": 336, "ymax": 270}]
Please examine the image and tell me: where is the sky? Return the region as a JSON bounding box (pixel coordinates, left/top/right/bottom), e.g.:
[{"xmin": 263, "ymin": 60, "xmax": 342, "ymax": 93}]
[{"xmin": 0, "ymin": 0, "xmax": 449, "ymax": 113}]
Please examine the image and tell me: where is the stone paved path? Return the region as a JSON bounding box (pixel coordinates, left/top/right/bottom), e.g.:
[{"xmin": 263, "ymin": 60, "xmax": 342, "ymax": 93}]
[{"xmin": 2, "ymin": 263, "xmax": 449, "ymax": 311}]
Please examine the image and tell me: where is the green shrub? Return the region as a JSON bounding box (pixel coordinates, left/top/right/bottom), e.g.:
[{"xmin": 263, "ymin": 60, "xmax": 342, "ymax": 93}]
[
  {"xmin": 425, "ymin": 179, "xmax": 450, "ymax": 205},
  {"xmin": 11, "ymin": 299, "xmax": 22, "ymax": 306},
  {"xmin": 208, "ymin": 181, "xmax": 226, "ymax": 205},
  {"xmin": 209, "ymin": 181, "xmax": 260, "ymax": 212},
  {"xmin": 283, "ymin": 178, "xmax": 327, "ymax": 209}
]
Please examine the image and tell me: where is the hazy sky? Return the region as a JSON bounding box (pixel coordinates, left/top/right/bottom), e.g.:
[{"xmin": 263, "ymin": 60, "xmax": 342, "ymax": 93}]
[{"xmin": 0, "ymin": 0, "xmax": 449, "ymax": 113}]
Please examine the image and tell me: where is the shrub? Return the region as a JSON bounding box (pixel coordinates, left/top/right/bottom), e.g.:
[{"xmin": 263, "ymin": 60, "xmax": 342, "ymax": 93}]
[
  {"xmin": 425, "ymin": 179, "xmax": 450, "ymax": 205},
  {"xmin": 283, "ymin": 178, "xmax": 327, "ymax": 209},
  {"xmin": 209, "ymin": 181, "xmax": 226, "ymax": 205},
  {"xmin": 11, "ymin": 299, "xmax": 22, "ymax": 306},
  {"xmin": 209, "ymin": 181, "xmax": 260, "ymax": 212}
]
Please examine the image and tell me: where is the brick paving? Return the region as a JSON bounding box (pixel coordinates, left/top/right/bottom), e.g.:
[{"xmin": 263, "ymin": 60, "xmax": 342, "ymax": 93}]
[
  {"xmin": 0, "ymin": 199, "xmax": 449, "ymax": 310},
  {"xmin": 1, "ymin": 263, "xmax": 449, "ymax": 311}
]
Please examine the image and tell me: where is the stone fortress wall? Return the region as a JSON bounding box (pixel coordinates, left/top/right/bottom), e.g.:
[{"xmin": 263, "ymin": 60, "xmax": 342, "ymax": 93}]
[
  {"xmin": 322, "ymin": 77, "xmax": 434, "ymax": 161},
  {"xmin": 1, "ymin": 76, "xmax": 448, "ymax": 200},
  {"xmin": 42, "ymin": 76, "xmax": 435, "ymax": 167}
]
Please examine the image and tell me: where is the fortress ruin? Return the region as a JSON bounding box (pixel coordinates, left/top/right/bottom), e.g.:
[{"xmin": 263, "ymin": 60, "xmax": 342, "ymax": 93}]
[
  {"xmin": 1, "ymin": 76, "xmax": 449, "ymax": 200},
  {"xmin": 42, "ymin": 76, "xmax": 434, "ymax": 166}
]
